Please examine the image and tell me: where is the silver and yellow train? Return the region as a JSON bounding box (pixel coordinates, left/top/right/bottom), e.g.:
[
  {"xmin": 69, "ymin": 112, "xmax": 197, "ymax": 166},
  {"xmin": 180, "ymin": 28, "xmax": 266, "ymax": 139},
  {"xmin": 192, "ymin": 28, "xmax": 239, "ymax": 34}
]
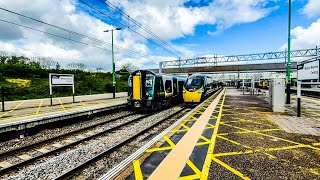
[
  {"xmin": 127, "ymin": 70, "xmax": 186, "ymax": 111},
  {"xmin": 183, "ymin": 74, "xmax": 218, "ymax": 103}
]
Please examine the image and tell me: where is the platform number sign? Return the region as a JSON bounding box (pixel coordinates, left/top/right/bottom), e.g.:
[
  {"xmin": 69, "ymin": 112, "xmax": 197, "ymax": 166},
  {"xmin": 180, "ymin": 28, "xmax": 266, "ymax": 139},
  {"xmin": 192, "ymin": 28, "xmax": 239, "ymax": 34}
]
[
  {"xmin": 297, "ymin": 60, "xmax": 320, "ymax": 80},
  {"xmin": 49, "ymin": 73, "xmax": 75, "ymax": 105}
]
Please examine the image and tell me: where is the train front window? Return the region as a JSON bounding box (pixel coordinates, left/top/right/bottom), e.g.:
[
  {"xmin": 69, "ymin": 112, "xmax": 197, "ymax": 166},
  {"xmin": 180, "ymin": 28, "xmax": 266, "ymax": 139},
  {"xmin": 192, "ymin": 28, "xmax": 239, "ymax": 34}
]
[
  {"xmin": 145, "ymin": 75, "xmax": 154, "ymax": 97},
  {"xmin": 185, "ymin": 78, "xmax": 204, "ymax": 87}
]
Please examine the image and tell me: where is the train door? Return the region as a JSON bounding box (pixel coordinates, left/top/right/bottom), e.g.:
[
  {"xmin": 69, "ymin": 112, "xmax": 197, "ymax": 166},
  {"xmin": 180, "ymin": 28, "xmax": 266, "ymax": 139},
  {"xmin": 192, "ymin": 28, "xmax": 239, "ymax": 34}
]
[
  {"xmin": 173, "ymin": 77, "xmax": 178, "ymax": 97},
  {"xmin": 178, "ymin": 80, "xmax": 184, "ymax": 95},
  {"xmin": 154, "ymin": 77, "xmax": 165, "ymax": 99}
]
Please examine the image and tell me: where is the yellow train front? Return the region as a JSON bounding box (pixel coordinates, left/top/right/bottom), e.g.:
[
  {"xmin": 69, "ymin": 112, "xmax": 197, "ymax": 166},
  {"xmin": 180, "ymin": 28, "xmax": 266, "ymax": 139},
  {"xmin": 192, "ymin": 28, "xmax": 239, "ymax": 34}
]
[{"xmin": 183, "ymin": 75, "xmax": 217, "ymax": 103}]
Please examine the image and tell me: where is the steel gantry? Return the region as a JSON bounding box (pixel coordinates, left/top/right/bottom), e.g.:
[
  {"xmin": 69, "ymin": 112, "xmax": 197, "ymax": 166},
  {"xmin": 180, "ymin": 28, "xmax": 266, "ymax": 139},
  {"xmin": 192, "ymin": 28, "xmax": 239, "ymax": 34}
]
[{"xmin": 161, "ymin": 47, "xmax": 320, "ymax": 68}]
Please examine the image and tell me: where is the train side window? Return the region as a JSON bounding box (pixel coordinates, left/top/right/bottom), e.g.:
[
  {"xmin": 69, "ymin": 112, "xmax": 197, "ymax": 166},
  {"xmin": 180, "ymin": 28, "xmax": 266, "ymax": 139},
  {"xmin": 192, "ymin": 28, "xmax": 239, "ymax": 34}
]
[{"xmin": 165, "ymin": 80, "xmax": 172, "ymax": 93}]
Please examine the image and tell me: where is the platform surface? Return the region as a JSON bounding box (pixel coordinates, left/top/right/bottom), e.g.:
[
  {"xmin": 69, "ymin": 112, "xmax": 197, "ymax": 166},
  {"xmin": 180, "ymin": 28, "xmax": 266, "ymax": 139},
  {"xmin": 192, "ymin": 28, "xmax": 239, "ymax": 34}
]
[
  {"xmin": 0, "ymin": 92, "xmax": 127, "ymax": 126},
  {"xmin": 117, "ymin": 88, "xmax": 320, "ymax": 180}
]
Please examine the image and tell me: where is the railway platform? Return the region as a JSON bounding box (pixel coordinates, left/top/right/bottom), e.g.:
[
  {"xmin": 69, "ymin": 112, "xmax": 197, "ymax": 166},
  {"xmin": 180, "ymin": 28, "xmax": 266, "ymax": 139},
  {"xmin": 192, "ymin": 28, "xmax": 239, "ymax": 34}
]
[
  {"xmin": 0, "ymin": 92, "xmax": 127, "ymax": 134},
  {"xmin": 101, "ymin": 88, "xmax": 320, "ymax": 180}
]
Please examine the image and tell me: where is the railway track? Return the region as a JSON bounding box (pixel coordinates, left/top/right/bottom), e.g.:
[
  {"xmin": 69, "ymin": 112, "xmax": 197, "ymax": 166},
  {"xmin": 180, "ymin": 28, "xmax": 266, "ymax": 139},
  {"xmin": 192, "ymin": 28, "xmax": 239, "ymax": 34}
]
[
  {"xmin": 0, "ymin": 112, "xmax": 146, "ymax": 175},
  {"xmin": 56, "ymin": 107, "xmax": 188, "ymax": 179},
  {"xmin": 0, "ymin": 106, "xmax": 188, "ymax": 179}
]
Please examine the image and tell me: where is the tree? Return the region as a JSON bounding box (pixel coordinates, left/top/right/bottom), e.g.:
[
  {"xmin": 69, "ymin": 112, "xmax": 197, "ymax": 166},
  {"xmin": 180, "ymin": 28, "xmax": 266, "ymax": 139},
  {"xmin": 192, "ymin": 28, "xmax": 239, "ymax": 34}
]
[
  {"xmin": 120, "ymin": 62, "xmax": 137, "ymax": 73},
  {"xmin": 56, "ymin": 62, "xmax": 61, "ymax": 70}
]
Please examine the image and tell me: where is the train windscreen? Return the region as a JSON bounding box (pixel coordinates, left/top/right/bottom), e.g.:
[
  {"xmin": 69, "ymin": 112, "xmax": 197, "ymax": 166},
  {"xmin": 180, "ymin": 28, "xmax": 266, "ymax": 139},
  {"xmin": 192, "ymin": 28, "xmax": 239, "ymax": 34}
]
[{"xmin": 184, "ymin": 78, "xmax": 204, "ymax": 91}]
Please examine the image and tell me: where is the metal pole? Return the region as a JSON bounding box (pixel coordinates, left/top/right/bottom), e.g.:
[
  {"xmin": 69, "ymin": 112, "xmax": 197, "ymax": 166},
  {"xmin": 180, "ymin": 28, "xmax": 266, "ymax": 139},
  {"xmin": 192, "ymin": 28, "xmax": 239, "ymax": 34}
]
[
  {"xmin": 72, "ymin": 75, "xmax": 75, "ymax": 103},
  {"xmin": 112, "ymin": 30, "xmax": 116, "ymax": 99},
  {"xmin": 159, "ymin": 62, "xmax": 163, "ymax": 73},
  {"xmin": 1, "ymin": 87, "xmax": 4, "ymax": 112},
  {"xmin": 297, "ymin": 81, "xmax": 301, "ymax": 117},
  {"xmin": 49, "ymin": 73, "xmax": 53, "ymax": 106},
  {"xmin": 286, "ymin": 0, "xmax": 291, "ymax": 104}
]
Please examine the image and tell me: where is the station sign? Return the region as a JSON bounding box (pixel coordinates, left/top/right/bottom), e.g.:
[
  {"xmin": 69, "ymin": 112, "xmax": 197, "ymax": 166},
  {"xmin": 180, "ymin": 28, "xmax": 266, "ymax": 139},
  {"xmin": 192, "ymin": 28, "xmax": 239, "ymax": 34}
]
[
  {"xmin": 297, "ymin": 60, "xmax": 319, "ymax": 80},
  {"xmin": 51, "ymin": 74, "xmax": 74, "ymax": 85},
  {"xmin": 49, "ymin": 73, "xmax": 75, "ymax": 105}
]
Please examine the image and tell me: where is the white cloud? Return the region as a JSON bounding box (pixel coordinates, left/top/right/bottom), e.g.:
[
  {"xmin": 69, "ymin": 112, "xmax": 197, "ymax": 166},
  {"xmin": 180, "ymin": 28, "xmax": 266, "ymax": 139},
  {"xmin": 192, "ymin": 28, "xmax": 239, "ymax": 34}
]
[
  {"xmin": 111, "ymin": 0, "xmax": 277, "ymax": 38},
  {"xmin": 0, "ymin": 0, "xmax": 278, "ymax": 70},
  {"xmin": 281, "ymin": 19, "xmax": 320, "ymax": 50},
  {"xmin": 302, "ymin": 0, "xmax": 320, "ymax": 18}
]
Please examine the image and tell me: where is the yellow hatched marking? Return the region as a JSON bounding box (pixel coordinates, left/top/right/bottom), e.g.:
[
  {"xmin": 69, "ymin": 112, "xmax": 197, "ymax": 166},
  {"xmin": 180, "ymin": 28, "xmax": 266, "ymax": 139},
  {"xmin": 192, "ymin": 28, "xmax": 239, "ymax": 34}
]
[
  {"xmin": 133, "ymin": 160, "xmax": 143, "ymax": 180},
  {"xmin": 200, "ymin": 89, "xmax": 226, "ymax": 180},
  {"xmin": 213, "ymin": 144, "xmax": 307, "ymax": 157},
  {"xmin": 212, "ymin": 157, "xmax": 251, "ymax": 180},
  {"xmin": 187, "ymin": 160, "xmax": 202, "ymax": 177},
  {"xmin": 179, "ymin": 174, "xmax": 200, "ymax": 180},
  {"xmin": 218, "ymin": 128, "xmax": 281, "ymax": 136},
  {"xmin": 0, "ymin": 101, "xmax": 24, "ymax": 118},
  {"xmin": 146, "ymin": 136, "xmax": 176, "ymax": 153},
  {"xmin": 58, "ymin": 98, "xmax": 66, "ymax": 110},
  {"xmin": 180, "ymin": 123, "xmax": 191, "ymax": 130},
  {"xmin": 206, "ymin": 123, "xmax": 215, "ymax": 128},
  {"xmin": 213, "ymin": 151, "xmax": 251, "ymax": 157},
  {"xmin": 216, "ymin": 135, "xmax": 279, "ymax": 159},
  {"xmin": 35, "ymin": 99, "xmax": 43, "ymax": 115},
  {"xmin": 221, "ymin": 123, "xmax": 320, "ymax": 151},
  {"xmin": 163, "ymin": 136, "xmax": 175, "ymax": 147},
  {"xmin": 189, "ymin": 115, "xmax": 198, "ymax": 121}
]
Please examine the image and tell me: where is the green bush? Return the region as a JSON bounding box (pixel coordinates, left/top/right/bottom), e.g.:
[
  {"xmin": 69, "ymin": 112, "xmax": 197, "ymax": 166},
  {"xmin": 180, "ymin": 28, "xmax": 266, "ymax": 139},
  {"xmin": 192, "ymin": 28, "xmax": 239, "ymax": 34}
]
[{"xmin": 0, "ymin": 56, "xmax": 129, "ymax": 101}]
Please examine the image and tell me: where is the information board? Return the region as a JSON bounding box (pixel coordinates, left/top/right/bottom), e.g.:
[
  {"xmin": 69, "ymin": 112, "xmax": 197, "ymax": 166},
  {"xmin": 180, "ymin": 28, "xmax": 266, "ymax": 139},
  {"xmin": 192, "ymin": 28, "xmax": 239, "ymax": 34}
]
[
  {"xmin": 297, "ymin": 60, "xmax": 319, "ymax": 80},
  {"xmin": 51, "ymin": 75, "xmax": 74, "ymax": 85},
  {"xmin": 49, "ymin": 73, "xmax": 75, "ymax": 105}
]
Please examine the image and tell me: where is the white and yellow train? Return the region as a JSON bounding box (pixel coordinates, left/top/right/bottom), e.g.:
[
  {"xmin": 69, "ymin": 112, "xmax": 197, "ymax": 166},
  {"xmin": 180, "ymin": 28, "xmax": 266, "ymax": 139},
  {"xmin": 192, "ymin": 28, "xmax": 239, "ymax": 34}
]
[{"xmin": 183, "ymin": 74, "xmax": 219, "ymax": 103}]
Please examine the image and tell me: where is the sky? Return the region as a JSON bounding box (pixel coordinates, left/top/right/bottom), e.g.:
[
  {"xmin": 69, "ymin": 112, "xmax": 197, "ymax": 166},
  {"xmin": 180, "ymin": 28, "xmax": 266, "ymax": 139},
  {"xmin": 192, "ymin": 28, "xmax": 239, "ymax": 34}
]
[{"xmin": 0, "ymin": 0, "xmax": 319, "ymax": 71}]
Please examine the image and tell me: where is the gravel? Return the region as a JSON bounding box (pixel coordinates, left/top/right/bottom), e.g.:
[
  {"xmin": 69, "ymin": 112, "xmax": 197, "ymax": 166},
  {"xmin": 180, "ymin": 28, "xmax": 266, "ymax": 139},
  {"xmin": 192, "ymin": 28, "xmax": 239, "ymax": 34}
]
[
  {"xmin": 3, "ymin": 107, "xmax": 184, "ymax": 180},
  {"xmin": 0, "ymin": 110, "xmax": 132, "ymax": 153}
]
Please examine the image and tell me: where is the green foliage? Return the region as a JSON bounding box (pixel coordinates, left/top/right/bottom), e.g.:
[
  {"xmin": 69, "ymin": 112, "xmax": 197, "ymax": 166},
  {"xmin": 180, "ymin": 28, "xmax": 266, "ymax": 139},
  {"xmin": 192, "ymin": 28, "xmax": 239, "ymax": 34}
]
[{"xmin": 0, "ymin": 56, "xmax": 129, "ymax": 101}]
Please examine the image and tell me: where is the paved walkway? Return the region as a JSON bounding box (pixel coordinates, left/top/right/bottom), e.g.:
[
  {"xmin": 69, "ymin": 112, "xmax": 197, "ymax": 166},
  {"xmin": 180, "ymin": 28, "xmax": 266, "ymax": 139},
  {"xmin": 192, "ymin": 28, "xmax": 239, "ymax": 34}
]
[{"xmin": 268, "ymin": 115, "xmax": 320, "ymax": 136}]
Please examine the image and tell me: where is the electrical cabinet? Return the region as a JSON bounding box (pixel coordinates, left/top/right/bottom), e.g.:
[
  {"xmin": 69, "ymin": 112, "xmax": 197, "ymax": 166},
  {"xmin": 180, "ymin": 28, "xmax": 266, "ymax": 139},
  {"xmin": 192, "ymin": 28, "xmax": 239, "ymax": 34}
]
[{"xmin": 269, "ymin": 78, "xmax": 285, "ymax": 112}]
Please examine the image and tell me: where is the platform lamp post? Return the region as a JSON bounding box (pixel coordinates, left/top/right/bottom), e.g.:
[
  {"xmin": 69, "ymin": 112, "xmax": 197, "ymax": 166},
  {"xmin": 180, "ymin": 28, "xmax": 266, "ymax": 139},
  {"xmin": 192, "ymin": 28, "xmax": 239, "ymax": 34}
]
[
  {"xmin": 104, "ymin": 28, "xmax": 122, "ymax": 98},
  {"xmin": 286, "ymin": 0, "xmax": 292, "ymax": 104}
]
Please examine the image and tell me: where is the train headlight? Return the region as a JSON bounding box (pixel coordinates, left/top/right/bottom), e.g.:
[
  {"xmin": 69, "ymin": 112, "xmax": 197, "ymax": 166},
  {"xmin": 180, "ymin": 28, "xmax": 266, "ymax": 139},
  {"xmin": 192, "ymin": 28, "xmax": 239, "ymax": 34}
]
[{"xmin": 183, "ymin": 90, "xmax": 186, "ymax": 94}]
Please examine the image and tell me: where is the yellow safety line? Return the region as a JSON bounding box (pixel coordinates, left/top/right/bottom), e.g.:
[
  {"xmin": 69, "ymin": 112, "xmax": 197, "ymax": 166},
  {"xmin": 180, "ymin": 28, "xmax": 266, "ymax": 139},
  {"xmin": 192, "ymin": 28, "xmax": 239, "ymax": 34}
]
[
  {"xmin": 200, "ymin": 89, "xmax": 226, "ymax": 180},
  {"xmin": 133, "ymin": 160, "xmax": 143, "ymax": 180},
  {"xmin": 58, "ymin": 98, "xmax": 66, "ymax": 110},
  {"xmin": 221, "ymin": 123, "xmax": 320, "ymax": 151},
  {"xmin": 0, "ymin": 101, "xmax": 24, "ymax": 118},
  {"xmin": 35, "ymin": 99, "xmax": 43, "ymax": 115},
  {"xmin": 212, "ymin": 157, "xmax": 251, "ymax": 180}
]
